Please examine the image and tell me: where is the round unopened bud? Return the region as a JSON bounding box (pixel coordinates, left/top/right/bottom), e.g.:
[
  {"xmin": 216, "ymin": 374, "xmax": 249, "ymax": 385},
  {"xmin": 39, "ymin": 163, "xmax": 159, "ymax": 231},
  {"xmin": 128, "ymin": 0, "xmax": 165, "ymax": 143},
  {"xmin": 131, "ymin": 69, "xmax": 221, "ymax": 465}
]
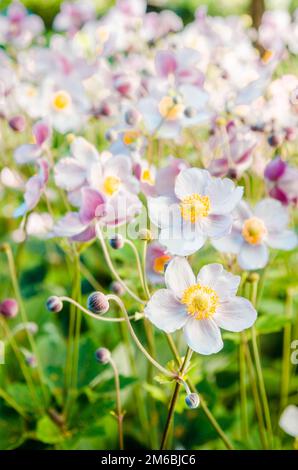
[
  {"xmin": 124, "ymin": 109, "xmax": 139, "ymax": 126},
  {"xmin": 109, "ymin": 234, "xmax": 124, "ymax": 250},
  {"xmin": 9, "ymin": 116, "xmax": 26, "ymax": 132},
  {"xmin": 111, "ymin": 281, "xmax": 125, "ymax": 297},
  {"xmin": 87, "ymin": 292, "xmax": 110, "ymax": 314},
  {"xmin": 0, "ymin": 298, "xmax": 19, "ymax": 318},
  {"xmin": 185, "ymin": 393, "xmax": 200, "ymax": 409},
  {"xmin": 247, "ymin": 272, "xmax": 260, "ymax": 283},
  {"xmin": 105, "ymin": 129, "xmax": 118, "ymax": 143},
  {"xmin": 66, "ymin": 133, "xmax": 75, "ymax": 144},
  {"xmin": 184, "ymin": 106, "xmax": 197, "ymax": 118},
  {"xmin": 95, "ymin": 347, "xmax": 111, "ymax": 364},
  {"xmin": 26, "ymin": 354, "xmax": 37, "ymax": 368},
  {"xmin": 268, "ymin": 134, "xmax": 282, "ymax": 148},
  {"xmin": 138, "ymin": 229, "xmax": 152, "ymax": 241},
  {"xmin": 46, "ymin": 296, "xmax": 63, "ymax": 313}
]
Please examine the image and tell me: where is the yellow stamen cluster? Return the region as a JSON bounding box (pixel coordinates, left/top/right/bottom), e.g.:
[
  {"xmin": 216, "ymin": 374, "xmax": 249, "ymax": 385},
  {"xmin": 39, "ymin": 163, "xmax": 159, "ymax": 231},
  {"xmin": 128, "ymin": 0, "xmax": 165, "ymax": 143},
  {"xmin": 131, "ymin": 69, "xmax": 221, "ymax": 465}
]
[
  {"xmin": 141, "ymin": 168, "xmax": 155, "ymax": 186},
  {"xmin": 103, "ymin": 176, "xmax": 121, "ymax": 196},
  {"xmin": 180, "ymin": 194, "xmax": 211, "ymax": 223},
  {"xmin": 181, "ymin": 284, "xmax": 219, "ymax": 320},
  {"xmin": 158, "ymin": 96, "xmax": 183, "ymax": 121},
  {"xmin": 52, "ymin": 90, "xmax": 72, "ymax": 111},
  {"xmin": 242, "ymin": 217, "xmax": 267, "ymax": 245},
  {"xmin": 153, "ymin": 255, "xmax": 171, "ymax": 274},
  {"xmin": 123, "ymin": 130, "xmax": 140, "ymax": 146}
]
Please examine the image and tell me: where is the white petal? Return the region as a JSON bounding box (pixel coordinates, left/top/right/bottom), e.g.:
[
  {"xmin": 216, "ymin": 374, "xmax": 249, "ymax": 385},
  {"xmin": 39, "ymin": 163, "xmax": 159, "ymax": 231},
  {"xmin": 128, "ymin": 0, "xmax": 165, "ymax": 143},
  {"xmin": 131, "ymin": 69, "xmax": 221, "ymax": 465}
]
[
  {"xmin": 165, "ymin": 257, "xmax": 195, "ymax": 298},
  {"xmin": 175, "ymin": 168, "xmax": 211, "ymax": 200},
  {"xmin": 212, "ymin": 229, "xmax": 243, "ymax": 254},
  {"xmin": 207, "ymin": 178, "xmax": 244, "ymax": 215},
  {"xmin": 71, "ymin": 137, "xmax": 99, "ymax": 165},
  {"xmin": 201, "ymin": 214, "xmax": 232, "ymax": 239},
  {"xmin": 214, "ymin": 297, "xmax": 257, "ymax": 332},
  {"xmin": 238, "ymin": 243, "xmax": 269, "ymax": 270},
  {"xmin": 144, "ymin": 289, "xmax": 188, "ymax": 333},
  {"xmin": 54, "ymin": 158, "xmax": 86, "ymax": 191},
  {"xmin": 148, "ymin": 196, "xmax": 177, "ymax": 229},
  {"xmin": 197, "ymin": 264, "xmax": 241, "ymax": 299},
  {"xmin": 279, "ymin": 405, "xmax": 298, "ymax": 437},
  {"xmin": 254, "ymin": 198, "xmax": 288, "ymax": 232},
  {"xmin": 159, "ymin": 226, "xmax": 206, "ymax": 256},
  {"xmin": 266, "ymin": 230, "xmax": 297, "ymax": 250},
  {"xmin": 183, "ymin": 318, "xmax": 223, "ymax": 355}
]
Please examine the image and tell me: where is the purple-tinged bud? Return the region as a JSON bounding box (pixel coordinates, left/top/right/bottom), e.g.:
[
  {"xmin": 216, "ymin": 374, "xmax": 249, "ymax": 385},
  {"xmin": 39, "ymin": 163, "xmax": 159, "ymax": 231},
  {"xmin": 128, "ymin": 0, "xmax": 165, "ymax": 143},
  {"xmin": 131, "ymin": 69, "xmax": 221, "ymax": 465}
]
[
  {"xmin": 264, "ymin": 157, "xmax": 287, "ymax": 181},
  {"xmin": 0, "ymin": 299, "xmax": 19, "ymax": 318},
  {"xmin": 185, "ymin": 393, "xmax": 200, "ymax": 409},
  {"xmin": 269, "ymin": 186, "xmax": 289, "ymax": 205},
  {"xmin": 110, "ymin": 281, "xmax": 125, "ymax": 297},
  {"xmin": 46, "ymin": 296, "xmax": 63, "ymax": 313},
  {"xmin": 95, "ymin": 347, "xmax": 111, "ymax": 364},
  {"xmin": 87, "ymin": 292, "xmax": 110, "ymax": 314},
  {"xmin": 124, "ymin": 109, "xmax": 139, "ymax": 126},
  {"xmin": 184, "ymin": 107, "xmax": 197, "ymax": 118},
  {"xmin": 26, "ymin": 354, "xmax": 37, "ymax": 368},
  {"xmin": 109, "ymin": 234, "xmax": 124, "ymax": 250},
  {"xmin": 285, "ymin": 127, "xmax": 297, "ymax": 142},
  {"xmin": 268, "ymin": 134, "xmax": 282, "ymax": 148},
  {"xmin": 8, "ymin": 116, "xmax": 26, "ymax": 132},
  {"xmin": 105, "ymin": 129, "xmax": 118, "ymax": 143}
]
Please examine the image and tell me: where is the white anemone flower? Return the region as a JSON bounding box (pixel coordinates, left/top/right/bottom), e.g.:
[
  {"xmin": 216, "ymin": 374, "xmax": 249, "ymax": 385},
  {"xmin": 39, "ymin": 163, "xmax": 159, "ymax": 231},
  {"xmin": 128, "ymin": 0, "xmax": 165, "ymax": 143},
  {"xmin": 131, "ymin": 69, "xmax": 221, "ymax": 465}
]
[
  {"xmin": 279, "ymin": 405, "xmax": 298, "ymax": 445},
  {"xmin": 212, "ymin": 199, "xmax": 297, "ymax": 271},
  {"xmin": 148, "ymin": 168, "xmax": 243, "ymax": 256},
  {"xmin": 145, "ymin": 257, "xmax": 257, "ymax": 355}
]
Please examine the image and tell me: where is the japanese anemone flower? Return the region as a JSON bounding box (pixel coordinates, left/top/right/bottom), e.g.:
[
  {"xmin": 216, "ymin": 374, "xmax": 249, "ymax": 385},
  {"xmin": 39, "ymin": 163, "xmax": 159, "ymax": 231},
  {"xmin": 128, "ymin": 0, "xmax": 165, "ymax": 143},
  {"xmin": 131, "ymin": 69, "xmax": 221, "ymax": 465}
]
[
  {"xmin": 279, "ymin": 405, "xmax": 298, "ymax": 444},
  {"xmin": 212, "ymin": 199, "xmax": 297, "ymax": 270},
  {"xmin": 148, "ymin": 168, "xmax": 243, "ymax": 256},
  {"xmin": 145, "ymin": 257, "xmax": 257, "ymax": 355}
]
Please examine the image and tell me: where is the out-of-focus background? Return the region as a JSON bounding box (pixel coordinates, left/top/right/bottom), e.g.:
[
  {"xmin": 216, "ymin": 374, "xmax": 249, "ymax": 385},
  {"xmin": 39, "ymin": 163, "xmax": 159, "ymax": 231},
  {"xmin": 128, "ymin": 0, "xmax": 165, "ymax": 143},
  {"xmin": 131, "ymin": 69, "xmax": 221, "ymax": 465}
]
[{"xmin": 1, "ymin": 0, "xmax": 298, "ymax": 27}]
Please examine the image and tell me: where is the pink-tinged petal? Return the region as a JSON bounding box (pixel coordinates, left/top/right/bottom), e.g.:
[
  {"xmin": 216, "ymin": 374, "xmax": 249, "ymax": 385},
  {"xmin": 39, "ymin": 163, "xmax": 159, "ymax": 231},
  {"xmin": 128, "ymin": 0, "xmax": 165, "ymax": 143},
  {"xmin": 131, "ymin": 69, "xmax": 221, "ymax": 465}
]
[
  {"xmin": 212, "ymin": 229, "xmax": 243, "ymax": 254},
  {"xmin": 165, "ymin": 257, "xmax": 196, "ymax": 298},
  {"xmin": 79, "ymin": 188, "xmax": 106, "ymax": 225},
  {"xmin": 148, "ymin": 196, "xmax": 177, "ymax": 229},
  {"xmin": 53, "ymin": 212, "xmax": 87, "ymax": 238},
  {"xmin": 71, "ymin": 137, "xmax": 99, "ymax": 165},
  {"xmin": 207, "ymin": 178, "xmax": 243, "ymax": 215},
  {"xmin": 197, "ymin": 264, "xmax": 240, "ymax": 299},
  {"xmin": 201, "ymin": 214, "xmax": 232, "ymax": 239},
  {"xmin": 279, "ymin": 405, "xmax": 298, "ymax": 437},
  {"xmin": 175, "ymin": 168, "xmax": 211, "ymax": 200},
  {"xmin": 144, "ymin": 289, "xmax": 188, "ymax": 333},
  {"xmin": 266, "ymin": 230, "xmax": 297, "ymax": 250},
  {"xmin": 183, "ymin": 318, "xmax": 223, "ymax": 355},
  {"xmin": 265, "ymin": 157, "xmax": 287, "ymax": 181},
  {"xmin": 14, "ymin": 144, "xmax": 41, "ymax": 164},
  {"xmin": 155, "ymin": 158, "xmax": 189, "ymax": 197},
  {"xmin": 155, "ymin": 50, "xmax": 177, "ymax": 77},
  {"xmin": 214, "ymin": 297, "xmax": 257, "ymax": 332},
  {"xmin": 24, "ymin": 175, "xmax": 43, "ymax": 211},
  {"xmin": 254, "ymin": 198, "xmax": 288, "ymax": 232},
  {"xmin": 54, "ymin": 158, "xmax": 86, "ymax": 191},
  {"xmin": 101, "ymin": 191, "xmax": 141, "ymax": 227},
  {"xmin": 238, "ymin": 242, "xmax": 269, "ymax": 270},
  {"xmin": 71, "ymin": 225, "xmax": 96, "ymax": 242},
  {"xmin": 33, "ymin": 120, "xmax": 51, "ymax": 146},
  {"xmin": 233, "ymin": 200, "xmax": 253, "ymax": 225}
]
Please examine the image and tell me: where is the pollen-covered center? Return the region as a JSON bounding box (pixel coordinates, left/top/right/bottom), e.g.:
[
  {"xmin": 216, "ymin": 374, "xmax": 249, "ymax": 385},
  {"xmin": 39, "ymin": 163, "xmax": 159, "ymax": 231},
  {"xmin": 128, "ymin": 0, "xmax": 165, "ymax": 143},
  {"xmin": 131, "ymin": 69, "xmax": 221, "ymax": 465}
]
[
  {"xmin": 141, "ymin": 168, "xmax": 155, "ymax": 186},
  {"xmin": 52, "ymin": 90, "xmax": 72, "ymax": 111},
  {"xmin": 153, "ymin": 255, "xmax": 171, "ymax": 274},
  {"xmin": 103, "ymin": 176, "xmax": 121, "ymax": 196},
  {"xmin": 181, "ymin": 284, "xmax": 219, "ymax": 320},
  {"xmin": 158, "ymin": 96, "xmax": 183, "ymax": 121},
  {"xmin": 242, "ymin": 217, "xmax": 267, "ymax": 245},
  {"xmin": 180, "ymin": 194, "xmax": 211, "ymax": 223}
]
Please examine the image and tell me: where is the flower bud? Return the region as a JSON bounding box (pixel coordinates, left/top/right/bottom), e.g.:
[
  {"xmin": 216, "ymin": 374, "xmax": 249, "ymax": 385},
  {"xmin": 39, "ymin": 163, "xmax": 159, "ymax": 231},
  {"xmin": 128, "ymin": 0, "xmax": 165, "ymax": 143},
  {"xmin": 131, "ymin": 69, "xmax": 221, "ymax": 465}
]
[
  {"xmin": 185, "ymin": 393, "xmax": 200, "ymax": 409},
  {"xmin": 110, "ymin": 281, "xmax": 125, "ymax": 297},
  {"xmin": 105, "ymin": 129, "xmax": 118, "ymax": 143},
  {"xmin": 264, "ymin": 157, "xmax": 286, "ymax": 181},
  {"xmin": 9, "ymin": 116, "xmax": 26, "ymax": 132},
  {"xmin": 124, "ymin": 109, "xmax": 139, "ymax": 126},
  {"xmin": 184, "ymin": 107, "xmax": 197, "ymax": 118},
  {"xmin": 87, "ymin": 292, "xmax": 109, "ymax": 314},
  {"xmin": 109, "ymin": 234, "xmax": 124, "ymax": 250},
  {"xmin": 0, "ymin": 299, "xmax": 19, "ymax": 318},
  {"xmin": 26, "ymin": 354, "xmax": 37, "ymax": 368},
  {"xmin": 138, "ymin": 229, "xmax": 152, "ymax": 241},
  {"xmin": 268, "ymin": 134, "xmax": 282, "ymax": 148},
  {"xmin": 46, "ymin": 296, "xmax": 63, "ymax": 313},
  {"xmin": 95, "ymin": 347, "xmax": 111, "ymax": 364}
]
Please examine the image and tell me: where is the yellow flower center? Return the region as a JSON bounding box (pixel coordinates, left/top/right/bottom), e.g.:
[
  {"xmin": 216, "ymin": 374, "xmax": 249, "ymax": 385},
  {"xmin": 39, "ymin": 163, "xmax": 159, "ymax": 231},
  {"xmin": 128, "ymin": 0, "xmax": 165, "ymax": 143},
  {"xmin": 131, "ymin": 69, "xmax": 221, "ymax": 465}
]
[
  {"xmin": 181, "ymin": 284, "xmax": 219, "ymax": 320},
  {"xmin": 158, "ymin": 96, "xmax": 183, "ymax": 121},
  {"xmin": 242, "ymin": 217, "xmax": 267, "ymax": 245},
  {"xmin": 123, "ymin": 130, "xmax": 140, "ymax": 146},
  {"xmin": 52, "ymin": 91, "xmax": 72, "ymax": 111},
  {"xmin": 153, "ymin": 255, "xmax": 171, "ymax": 274},
  {"xmin": 180, "ymin": 194, "xmax": 211, "ymax": 223},
  {"xmin": 141, "ymin": 168, "xmax": 155, "ymax": 186},
  {"xmin": 103, "ymin": 176, "xmax": 121, "ymax": 196},
  {"xmin": 262, "ymin": 50, "xmax": 273, "ymax": 64}
]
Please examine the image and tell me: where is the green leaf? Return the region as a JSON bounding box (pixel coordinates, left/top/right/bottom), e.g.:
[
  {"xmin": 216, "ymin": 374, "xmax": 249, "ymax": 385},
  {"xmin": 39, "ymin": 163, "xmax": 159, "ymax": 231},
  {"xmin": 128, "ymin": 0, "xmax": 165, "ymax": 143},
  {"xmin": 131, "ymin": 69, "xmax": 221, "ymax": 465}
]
[
  {"xmin": 36, "ymin": 416, "xmax": 63, "ymax": 444},
  {"xmin": 0, "ymin": 404, "xmax": 25, "ymax": 450},
  {"xmin": 6, "ymin": 383, "xmax": 44, "ymax": 414},
  {"xmin": 256, "ymin": 314, "xmax": 291, "ymax": 334}
]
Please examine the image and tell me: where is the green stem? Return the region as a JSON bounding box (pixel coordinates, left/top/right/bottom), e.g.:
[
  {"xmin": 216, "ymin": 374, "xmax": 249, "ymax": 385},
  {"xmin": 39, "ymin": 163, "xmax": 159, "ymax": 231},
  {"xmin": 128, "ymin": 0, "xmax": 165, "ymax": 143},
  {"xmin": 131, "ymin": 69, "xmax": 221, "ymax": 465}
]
[
  {"xmin": 280, "ymin": 290, "xmax": 293, "ymax": 412},
  {"xmin": 160, "ymin": 348, "xmax": 193, "ymax": 450},
  {"xmin": 239, "ymin": 332, "xmax": 249, "ymax": 441},
  {"xmin": 141, "ymin": 240, "xmax": 151, "ymax": 300},
  {"xmin": 110, "ymin": 358, "xmax": 124, "ymax": 450}
]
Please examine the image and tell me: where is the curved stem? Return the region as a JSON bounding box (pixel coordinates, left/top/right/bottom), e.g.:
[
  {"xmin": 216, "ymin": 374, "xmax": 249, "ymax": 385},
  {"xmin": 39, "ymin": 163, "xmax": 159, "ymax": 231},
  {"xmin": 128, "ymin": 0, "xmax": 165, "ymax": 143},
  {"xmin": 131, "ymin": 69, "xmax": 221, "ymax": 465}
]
[
  {"xmin": 141, "ymin": 240, "xmax": 151, "ymax": 300},
  {"xmin": 124, "ymin": 239, "xmax": 147, "ymax": 297},
  {"xmin": 96, "ymin": 225, "xmax": 146, "ymax": 304},
  {"xmin": 239, "ymin": 332, "xmax": 249, "ymax": 441},
  {"xmin": 160, "ymin": 348, "xmax": 193, "ymax": 450}
]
